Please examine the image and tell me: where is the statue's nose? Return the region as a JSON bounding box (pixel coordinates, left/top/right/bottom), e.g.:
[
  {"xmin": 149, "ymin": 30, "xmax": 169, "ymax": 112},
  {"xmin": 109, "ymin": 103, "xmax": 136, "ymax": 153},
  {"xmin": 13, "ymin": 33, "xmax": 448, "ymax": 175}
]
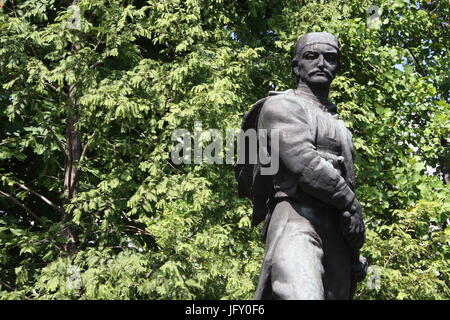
[{"xmin": 317, "ymin": 55, "xmax": 325, "ymax": 69}]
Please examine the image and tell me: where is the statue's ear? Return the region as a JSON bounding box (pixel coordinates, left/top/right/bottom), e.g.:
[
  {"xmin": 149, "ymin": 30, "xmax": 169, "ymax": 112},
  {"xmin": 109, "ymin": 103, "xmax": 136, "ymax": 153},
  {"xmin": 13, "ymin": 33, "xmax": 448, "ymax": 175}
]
[{"xmin": 292, "ymin": 59, "xmax": 300, "ymax": 78}]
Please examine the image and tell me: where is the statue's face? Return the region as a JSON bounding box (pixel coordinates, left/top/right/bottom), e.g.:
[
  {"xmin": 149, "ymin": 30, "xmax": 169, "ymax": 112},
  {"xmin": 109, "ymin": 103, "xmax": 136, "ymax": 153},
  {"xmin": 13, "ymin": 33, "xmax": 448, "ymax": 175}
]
[{"xmin": 293, "ymin": 43, "xmax": 339, "ymax": 87}]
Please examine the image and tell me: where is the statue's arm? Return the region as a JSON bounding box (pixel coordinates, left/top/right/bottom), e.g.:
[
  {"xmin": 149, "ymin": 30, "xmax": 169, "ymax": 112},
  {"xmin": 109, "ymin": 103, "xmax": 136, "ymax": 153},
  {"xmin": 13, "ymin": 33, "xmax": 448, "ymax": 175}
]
[{"xmin": 259, "ymin": 96, "xmax": 356, "ymax": 212}]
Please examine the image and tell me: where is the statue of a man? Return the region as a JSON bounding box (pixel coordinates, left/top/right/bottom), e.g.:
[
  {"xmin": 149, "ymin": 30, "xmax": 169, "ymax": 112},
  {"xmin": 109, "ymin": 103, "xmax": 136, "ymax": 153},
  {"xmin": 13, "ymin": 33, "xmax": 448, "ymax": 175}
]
[{"xmin": 236, "ymin": 32, "xmax": 367, "ymax": 300}]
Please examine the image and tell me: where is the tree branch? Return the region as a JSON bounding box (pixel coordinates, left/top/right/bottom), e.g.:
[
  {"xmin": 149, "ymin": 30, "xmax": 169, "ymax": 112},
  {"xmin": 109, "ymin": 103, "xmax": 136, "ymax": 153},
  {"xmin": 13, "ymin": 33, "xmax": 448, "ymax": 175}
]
[
  {"xmin": 44, "ymin": 80, "xmax": 69, "ymax": 99},
  {"xmin": 0, "ymin": 138, "xmax": 19, "ymax": 147},
  {"xmin": 0, "ymin": 189, "xmax": 40, "ymax": 222},
  {"xmin": 71, "ymin": 131, "xmax": 96, "ymax": 191},
  {"xmin": 14, "ymin": 182, "xmax": 65, "ymax": 216},
  {"xmin": 404, "ymin": 46, "xmax": 428, "ymax": 78},
  {"xmin": 66, "ymin": 118, "xmax": 74, "ymax": 200},
  {"xmin": 48, "ymin": 127, "xmax": 69, "ymax": 161},
  {"xmin": 0, "ymin": 278, "xmax": 15, "ymax": 292},
  {"xmin": 79, "ymin": 131, "xmax": 96, "ymax": 165},
  {"xmin": 89, "ymin": 61, "xmax": 103, "ymax": 69}
]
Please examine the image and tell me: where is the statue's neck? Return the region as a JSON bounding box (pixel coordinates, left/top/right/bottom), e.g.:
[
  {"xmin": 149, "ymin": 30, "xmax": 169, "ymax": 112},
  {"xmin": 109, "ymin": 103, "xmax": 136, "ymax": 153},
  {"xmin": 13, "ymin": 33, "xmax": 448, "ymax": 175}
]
[{"xmin": 296, "ymin": 81, "xmax": 330, "ymax": 105}]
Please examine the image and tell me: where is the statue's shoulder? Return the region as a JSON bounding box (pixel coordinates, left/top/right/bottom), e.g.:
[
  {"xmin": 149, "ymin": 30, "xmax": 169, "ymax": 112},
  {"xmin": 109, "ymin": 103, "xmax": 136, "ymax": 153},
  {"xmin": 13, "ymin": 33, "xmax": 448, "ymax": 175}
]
[
  {"xmin": 261, "ymin": 89, "xmax": 309, "ymax": 119},
  {"xmin": 264, "ymin": 89, "xmax": 299, "ymax": 105}
]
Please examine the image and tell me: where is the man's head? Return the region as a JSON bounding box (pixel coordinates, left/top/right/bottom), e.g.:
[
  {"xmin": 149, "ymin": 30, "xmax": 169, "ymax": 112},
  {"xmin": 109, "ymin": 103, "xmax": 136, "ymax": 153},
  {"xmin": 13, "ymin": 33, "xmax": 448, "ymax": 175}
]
[{"xmin": 292, "ymin": 32, "xmax": 340, "ymax": 87}]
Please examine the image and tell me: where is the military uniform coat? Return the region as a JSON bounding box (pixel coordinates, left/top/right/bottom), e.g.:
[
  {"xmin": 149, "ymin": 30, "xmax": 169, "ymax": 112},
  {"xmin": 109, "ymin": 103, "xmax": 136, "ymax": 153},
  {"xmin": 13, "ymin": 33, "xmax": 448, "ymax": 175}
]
[{"xmin": 254, "ymin": 89, "xmax": 357, "ymax": 299}]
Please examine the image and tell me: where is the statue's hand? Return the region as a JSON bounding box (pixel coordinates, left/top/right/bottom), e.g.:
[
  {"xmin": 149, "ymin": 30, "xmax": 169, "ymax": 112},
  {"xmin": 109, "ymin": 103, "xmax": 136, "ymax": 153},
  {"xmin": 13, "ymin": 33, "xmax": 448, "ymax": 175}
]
[
  {"xmin": 346, "ymin": 198, "xmax": 362, "ymax": 217},
  {"xmin": 340, "ymin": 210, "xmax": 365, "ymax": 249},
  {"xmin": 351, "ymin": 256, "xmax": 368, "ymax": 282}
]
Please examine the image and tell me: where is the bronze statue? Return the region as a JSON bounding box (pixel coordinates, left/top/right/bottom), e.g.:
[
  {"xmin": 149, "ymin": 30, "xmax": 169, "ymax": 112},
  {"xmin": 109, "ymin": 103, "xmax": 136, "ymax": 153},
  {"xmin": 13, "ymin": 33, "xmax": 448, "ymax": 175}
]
[{"xmin": 235, "ymin": 32, "xmax": 367, "ymax": 300}]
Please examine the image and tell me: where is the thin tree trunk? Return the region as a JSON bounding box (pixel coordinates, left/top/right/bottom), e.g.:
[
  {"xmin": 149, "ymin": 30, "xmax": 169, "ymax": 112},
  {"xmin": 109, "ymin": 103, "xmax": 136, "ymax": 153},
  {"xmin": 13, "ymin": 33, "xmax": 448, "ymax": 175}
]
[
  {"xmin": 61, "ymin": 90, "xmax": 81, "ymax": 254},
  {"xmin": 64, "ymin": 113, "xmax": 81, "ymax": 200},
  {"xmin": 60, "ymin": 37, "xmax": 82, "ymax": 254},
  {"xmin": 440, "ymin": 135, "xmax": 449, "ymax": 185}
]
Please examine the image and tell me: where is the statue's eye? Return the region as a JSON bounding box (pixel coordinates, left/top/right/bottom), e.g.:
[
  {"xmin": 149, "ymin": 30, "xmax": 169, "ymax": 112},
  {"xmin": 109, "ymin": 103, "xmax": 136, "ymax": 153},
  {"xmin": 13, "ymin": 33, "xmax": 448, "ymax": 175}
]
[
  {"xmin": 303, "ymin": 52, "xmax": 318, "ymax": 59},
  {"xmin": 324, "ymin": 53, "xmax": 338, "ymax": 62}
]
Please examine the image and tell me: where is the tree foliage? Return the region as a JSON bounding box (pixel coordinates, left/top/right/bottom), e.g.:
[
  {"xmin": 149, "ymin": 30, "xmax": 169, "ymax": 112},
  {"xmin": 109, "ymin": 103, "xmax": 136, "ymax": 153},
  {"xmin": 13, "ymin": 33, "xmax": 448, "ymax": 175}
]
[{"xmin": 0, "ymin": 0, "xmax": 448, "ymax": 299}]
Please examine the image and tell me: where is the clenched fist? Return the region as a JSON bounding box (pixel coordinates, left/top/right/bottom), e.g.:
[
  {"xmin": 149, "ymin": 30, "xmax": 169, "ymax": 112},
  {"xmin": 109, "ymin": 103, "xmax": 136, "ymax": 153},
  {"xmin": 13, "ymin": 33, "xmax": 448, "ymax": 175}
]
[{"xmin": 340, "ymin": 199, "xmax": 366, "ymax": 249}]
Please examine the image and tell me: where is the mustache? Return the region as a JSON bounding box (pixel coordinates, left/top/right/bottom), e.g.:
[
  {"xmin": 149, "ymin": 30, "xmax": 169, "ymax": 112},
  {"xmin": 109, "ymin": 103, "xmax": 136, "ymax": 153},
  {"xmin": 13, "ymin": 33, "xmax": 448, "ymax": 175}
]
[{"xmin": 309, "ymin": 70, "xmax": 332, "ymax": 78}]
